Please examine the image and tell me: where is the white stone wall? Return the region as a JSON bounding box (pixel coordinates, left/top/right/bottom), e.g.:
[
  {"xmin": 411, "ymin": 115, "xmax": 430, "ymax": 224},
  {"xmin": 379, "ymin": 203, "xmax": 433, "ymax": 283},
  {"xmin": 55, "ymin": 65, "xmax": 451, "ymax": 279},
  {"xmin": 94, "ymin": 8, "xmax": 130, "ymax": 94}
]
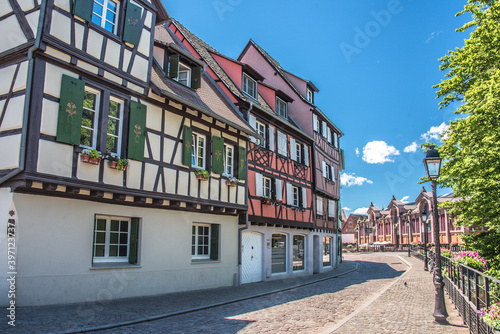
[{"xmin": 10, "ymin": 193, "xmax": 239, "ymax": 306}]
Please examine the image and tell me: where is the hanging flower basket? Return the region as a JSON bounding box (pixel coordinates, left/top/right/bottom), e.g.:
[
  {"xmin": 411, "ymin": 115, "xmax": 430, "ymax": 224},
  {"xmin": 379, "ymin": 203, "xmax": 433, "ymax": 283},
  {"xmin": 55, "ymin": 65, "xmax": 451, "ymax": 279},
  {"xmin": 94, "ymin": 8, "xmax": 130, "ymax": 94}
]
[{"xmin": 261, "ymin": 197, "xmax": 272, "ymax": 205}]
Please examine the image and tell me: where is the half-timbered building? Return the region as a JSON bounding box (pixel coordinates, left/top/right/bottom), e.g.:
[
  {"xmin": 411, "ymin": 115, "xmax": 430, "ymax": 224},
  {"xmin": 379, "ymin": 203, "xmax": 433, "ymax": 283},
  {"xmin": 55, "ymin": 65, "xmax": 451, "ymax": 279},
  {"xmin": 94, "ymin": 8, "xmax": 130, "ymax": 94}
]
[
  {"xmin": 0, "ymin": 0, "xmax": 256, "ymax": 306},
  {"xmin": 167, "ymin": 20, "xmax": 319, "ymax": 283},
  {"xmin": 238, "ymin": 40, "xmax": 345, "ymax": 268}
]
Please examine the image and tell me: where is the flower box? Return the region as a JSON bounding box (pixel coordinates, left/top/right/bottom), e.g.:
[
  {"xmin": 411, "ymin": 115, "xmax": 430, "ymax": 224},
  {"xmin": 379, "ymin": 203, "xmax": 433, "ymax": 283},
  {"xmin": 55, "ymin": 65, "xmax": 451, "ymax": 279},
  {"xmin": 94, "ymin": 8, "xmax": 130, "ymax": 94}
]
[
  {"xmin": 108, "ymin": 156, "xmax": 129, "ymax": 171},
  {"xmin": 81, "ymin": 149, "xmax": 102, "ymax": 165},
  {"xmin": 196, "ymin": 173, "xmax": 208, "ymax": 181},
  {"xmin": 261, "ymin": 198, "xmax": 272, "ymax": 205}
]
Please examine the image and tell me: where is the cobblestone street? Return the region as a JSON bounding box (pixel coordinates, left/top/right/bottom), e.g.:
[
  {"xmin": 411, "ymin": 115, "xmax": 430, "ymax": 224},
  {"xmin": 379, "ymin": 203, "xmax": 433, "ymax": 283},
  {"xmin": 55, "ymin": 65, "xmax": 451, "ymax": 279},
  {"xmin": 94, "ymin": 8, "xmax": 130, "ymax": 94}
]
[{"xmin": 3, "ymin": 253, "xmax": 469, "ymax": 333}]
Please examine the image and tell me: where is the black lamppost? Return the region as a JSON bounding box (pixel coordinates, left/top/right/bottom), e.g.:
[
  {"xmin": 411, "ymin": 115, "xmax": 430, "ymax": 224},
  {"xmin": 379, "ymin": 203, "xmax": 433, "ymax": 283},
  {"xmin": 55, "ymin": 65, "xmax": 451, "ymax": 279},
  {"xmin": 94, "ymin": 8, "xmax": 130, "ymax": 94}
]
[
  {"xmin": 421, "ymin": 209, "xmax": 428, "ymax": 271},
  {"xmin": 355, "ymin": 226, "xmax": 359, "ymax": 252},
  {"xmin": 423, "ymin": 144, "xmax": 448, "ymax": 321}
]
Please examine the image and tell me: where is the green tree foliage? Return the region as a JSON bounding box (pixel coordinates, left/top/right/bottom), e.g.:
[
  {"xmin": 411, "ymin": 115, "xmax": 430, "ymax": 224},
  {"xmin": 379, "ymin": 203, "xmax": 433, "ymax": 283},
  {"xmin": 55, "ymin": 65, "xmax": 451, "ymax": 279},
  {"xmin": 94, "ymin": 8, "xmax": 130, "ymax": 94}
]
[{"xmin": 434, "ymin": 0, "xmax": 500, "ymax": 267}]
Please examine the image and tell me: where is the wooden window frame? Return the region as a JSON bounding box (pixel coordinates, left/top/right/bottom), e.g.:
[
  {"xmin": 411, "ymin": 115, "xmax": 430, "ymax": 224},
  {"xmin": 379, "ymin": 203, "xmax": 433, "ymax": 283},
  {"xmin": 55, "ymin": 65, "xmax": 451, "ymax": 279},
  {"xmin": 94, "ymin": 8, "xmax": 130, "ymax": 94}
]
[
  {"xmin": 263, "ymin": 176, "xmax": 272, "ymax": 198},
  {"xmin": 191, "ymin": 223, "xmax": 211, "ymax": 260},
  {"xmin": 81, "ymin": 87, "xmax": 124, "ymax": 155},
  {"xmin": 306, "ymin": 88, "xmax": 313, "ymax": 103},
  {"xmin": 177, "ymin": 62, "xmax": 192, "ymax": 87},
  {"xmin": 242, "ymin": 73, "xmax": 257, "ymax": 99},
  {"xmin": 224, "ymin": 144, "xmax": 234, "ymax": 176},
  {"xmin": 91, "ymin": 0, "xmax": 120, "ymax": 34},
  {"xmin": 255, "ymin": 120, "xmax": 266, "ymax": 147},
  {"xmin": 191, "ymin": 132, "xmax": 206, "ymax": 169},
  {"xmin": 292, "ymin": 186, "xmax": 299, "ymax": 207},
  {"xmin": 276, "ymin": 97, "xmax": 287, "ymax": 118},
  {"xmin": 93, "ymin": 216, "xmax": 131, "ymax": 263}
]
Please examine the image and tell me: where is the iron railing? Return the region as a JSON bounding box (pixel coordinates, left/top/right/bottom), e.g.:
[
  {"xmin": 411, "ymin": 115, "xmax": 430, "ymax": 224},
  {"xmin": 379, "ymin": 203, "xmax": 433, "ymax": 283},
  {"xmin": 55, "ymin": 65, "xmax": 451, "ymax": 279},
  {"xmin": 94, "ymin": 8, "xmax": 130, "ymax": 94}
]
[{"xmin": 412, "ymin": 246, "xmax": 500, "ymax": 334}]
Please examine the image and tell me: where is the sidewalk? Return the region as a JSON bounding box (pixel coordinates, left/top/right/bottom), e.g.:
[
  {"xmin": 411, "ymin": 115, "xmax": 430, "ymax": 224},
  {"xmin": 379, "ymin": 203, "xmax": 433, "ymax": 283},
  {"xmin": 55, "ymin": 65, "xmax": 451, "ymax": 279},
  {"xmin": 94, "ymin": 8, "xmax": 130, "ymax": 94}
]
[
  {"xmin": 2, "ymin": 261, "xmax": 358, "ymax": 334},
  {"xmin": 325, "ymin": 254, "xmax": 468, "ymax": 334}
]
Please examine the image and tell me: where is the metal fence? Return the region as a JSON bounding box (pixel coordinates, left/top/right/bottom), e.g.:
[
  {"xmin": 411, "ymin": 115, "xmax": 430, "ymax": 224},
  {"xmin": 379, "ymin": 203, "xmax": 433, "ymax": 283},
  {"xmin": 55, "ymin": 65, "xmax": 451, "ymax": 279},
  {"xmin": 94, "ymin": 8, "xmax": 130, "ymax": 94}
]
[{"xmin": 412, "ymin": 246, "xmax": 500, "ymax": 334}]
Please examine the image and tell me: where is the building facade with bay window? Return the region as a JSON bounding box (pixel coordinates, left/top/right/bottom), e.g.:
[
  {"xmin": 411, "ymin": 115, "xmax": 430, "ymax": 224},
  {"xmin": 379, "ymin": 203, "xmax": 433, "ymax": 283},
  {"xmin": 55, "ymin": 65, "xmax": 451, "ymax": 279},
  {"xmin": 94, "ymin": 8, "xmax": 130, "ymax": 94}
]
[{"xmin": 0, "ymin": 0, "xmax": 257, "ymax": 306}]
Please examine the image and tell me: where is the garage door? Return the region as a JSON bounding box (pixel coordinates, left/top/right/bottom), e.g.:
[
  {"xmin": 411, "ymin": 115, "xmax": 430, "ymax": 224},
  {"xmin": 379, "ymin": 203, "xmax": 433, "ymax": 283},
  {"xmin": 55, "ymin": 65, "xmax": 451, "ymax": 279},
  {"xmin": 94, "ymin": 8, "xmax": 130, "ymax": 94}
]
[{"xmin": 241, "ymin": 232, "xmax": 262, "ymax": 284}]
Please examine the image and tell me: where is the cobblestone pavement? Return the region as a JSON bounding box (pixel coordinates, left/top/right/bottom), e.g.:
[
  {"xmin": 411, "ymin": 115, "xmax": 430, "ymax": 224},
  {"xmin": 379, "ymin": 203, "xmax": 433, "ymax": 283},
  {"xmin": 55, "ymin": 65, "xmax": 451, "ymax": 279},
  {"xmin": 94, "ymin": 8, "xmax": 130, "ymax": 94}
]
[{"xmin": 2, "ymin": 253, "xmax": 469, "ymax": 334}]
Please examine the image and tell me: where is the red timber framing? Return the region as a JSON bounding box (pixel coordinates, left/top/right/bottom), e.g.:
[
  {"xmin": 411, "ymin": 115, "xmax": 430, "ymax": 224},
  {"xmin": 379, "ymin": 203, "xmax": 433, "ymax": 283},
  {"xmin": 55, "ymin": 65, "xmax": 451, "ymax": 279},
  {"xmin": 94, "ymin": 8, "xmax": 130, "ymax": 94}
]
[{"xmin": 168, "ymin": 20, "xmax": 314, "ymax": 230}]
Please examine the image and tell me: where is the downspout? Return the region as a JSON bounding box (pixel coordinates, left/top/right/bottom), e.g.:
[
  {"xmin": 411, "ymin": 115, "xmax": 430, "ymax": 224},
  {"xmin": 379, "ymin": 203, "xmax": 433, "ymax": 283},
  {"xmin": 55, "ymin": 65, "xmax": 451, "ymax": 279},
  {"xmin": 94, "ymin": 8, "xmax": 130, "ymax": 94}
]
[
  {"xmin": 0, "ymin": 0, "xmax": 47, "ymax": 185},
  {"xmin": 237, "ymin": 102, "xmax": 253, "ymax": 286}
]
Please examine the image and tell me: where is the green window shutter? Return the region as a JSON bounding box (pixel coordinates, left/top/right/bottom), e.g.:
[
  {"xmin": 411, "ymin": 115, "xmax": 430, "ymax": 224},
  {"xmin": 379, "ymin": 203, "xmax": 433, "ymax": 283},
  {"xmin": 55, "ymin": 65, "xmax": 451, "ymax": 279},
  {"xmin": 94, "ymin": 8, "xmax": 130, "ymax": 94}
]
[
  {"xmin": 73, "ymin": 0, "xmax": 93, "ymax": 21},
  {"xmin": 168, "ymin": 54, "xmax": 179, "ymax": 78},
  {"xmin": 212, "ymin": 136, "xmax": 224, "ymax": 174},
  {"xmin": 122, "ymin": 1, "xmax": 142, "ymax": 45},
  {"xmin": 127, "ymin": 101, "xmax": 147, "ymax": 161},
  {"xmin": 238, "ymin": 146, "xmax": 246, "ymax": 180},
  {"xmin": 56, "ymin": 75, "xmax": 84, "ymax": 145},
  {"xmin": 182, "ymin": 125, "xmax": 192, "ymax": 166},
  {"xmin": 210, "ymin": 224, "xmax": 219, "ymax": 260},
  {"xmin": 191, "ymin": 66, "xmax": 202, "ymax": 89},
  {"xmin": 129, "ymin": 218, "xmax": 140, "ymax": 264}
]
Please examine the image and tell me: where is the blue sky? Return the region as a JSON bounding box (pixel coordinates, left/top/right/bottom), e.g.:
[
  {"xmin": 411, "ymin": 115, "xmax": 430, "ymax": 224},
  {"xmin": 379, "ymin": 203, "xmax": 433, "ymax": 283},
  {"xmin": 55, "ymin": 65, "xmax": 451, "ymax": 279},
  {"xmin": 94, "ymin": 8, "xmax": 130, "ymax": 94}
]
[{"xmin": 162, "ymin": 0, "xmax": 470, "ymax": 215}]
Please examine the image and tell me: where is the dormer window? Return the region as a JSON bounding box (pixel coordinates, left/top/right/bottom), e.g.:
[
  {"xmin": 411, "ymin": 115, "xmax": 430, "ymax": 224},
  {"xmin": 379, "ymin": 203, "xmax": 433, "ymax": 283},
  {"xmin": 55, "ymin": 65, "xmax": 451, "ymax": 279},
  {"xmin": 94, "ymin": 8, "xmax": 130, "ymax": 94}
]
[
  {"xmin": 178, "ymin": 63, "xmax": 191, "ymax": 86},
  {"xmin": 276, "ymin": 97, "xmax": 287, "ymax": 118},
  {"xmin": 306, "ymin": 88, "xmax": 313, "ymax": 103},
  {"xmin": 242, "ymin": 73, "xmax": 257, "ymax": 99},
  {"xmin": 91, "ymin": 0, "xmax": 119, "ymax": 33},
  {"xmin": 168, "ymin": 53, "xmax": 202, "ymax": 89}
]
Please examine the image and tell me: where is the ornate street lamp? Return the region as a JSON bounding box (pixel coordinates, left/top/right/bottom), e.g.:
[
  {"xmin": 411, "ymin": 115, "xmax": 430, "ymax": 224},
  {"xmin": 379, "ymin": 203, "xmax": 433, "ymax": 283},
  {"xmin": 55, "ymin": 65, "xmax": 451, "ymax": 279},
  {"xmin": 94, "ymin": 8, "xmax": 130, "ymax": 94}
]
[
  {"xmin": 406, "ymin": 212, "xmax": 413, "ymax": 258},
  {"xmin": 423, "ymin": 145, "xmax": 448, "ymax": 321},
  {"xmin": 355, "ymin": 226, "xmax": 359, "ymax": 252},
  {"xmin": 421, "ymin": 209, "xmax": 428, "ymax": 271}
]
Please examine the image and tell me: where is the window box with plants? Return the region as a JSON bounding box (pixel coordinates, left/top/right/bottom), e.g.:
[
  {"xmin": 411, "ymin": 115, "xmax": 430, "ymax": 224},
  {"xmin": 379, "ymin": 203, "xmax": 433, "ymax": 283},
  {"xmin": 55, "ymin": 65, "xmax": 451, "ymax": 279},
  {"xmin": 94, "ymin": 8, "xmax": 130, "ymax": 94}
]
[
  {"xmin": 195, "ymin": 168, "xmax": 210, "ymax": 181},
  {"xmin": 225, "ymin": 176, "xmax": 238, "ymax": 187},
  {"xmin": 261, "ymin": 196, "xmax": 272, "ymax": 205},
  {"xmin": 81, "ymin": 149, "xmax": 102, "ymax": 165},
  {"xmin": 107, "ymin": 156, "xmax": 129, "ymax": 171}
]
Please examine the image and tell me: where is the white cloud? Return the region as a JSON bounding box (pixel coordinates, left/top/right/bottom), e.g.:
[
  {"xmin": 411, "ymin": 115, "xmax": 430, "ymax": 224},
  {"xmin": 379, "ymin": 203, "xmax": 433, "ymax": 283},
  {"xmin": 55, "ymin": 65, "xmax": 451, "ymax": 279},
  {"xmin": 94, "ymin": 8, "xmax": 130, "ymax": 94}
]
[
  {"xmin": 421, "ymin": 122, "xmax": 449, "ymax": 142},
  {"xmin": 426, "ymin": 31, "xmax": 441, "ymax": 43},
  {"xmin": 343, "ymin": 207, "xmax": 351, "ymax": 211},
  {"xmin": 401, "ymin": 196, "xmax": 410, "ymax": 204},
  {"xmin": 354, "ymin": 207, "xmax": 369, "ymax": 215},
  {"xmin": 355, "ymin": 148, "xmax": 360, "ymax": 157},
  {"xmin": 403, "ymin": 142, "xmax": 418, "ymax": 153},
  {"xmin": 362, "ymin": 141, "xmax": 400, "ymax": 164},
  {"xmin": 340, "ymin": 173, "xmax": 373, "ymax": 187}
]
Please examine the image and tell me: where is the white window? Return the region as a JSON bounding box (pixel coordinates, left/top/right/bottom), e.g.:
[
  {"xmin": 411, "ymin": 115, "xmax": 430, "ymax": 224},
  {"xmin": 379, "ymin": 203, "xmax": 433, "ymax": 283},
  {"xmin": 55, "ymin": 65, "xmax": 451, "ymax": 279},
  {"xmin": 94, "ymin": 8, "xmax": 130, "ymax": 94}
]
[
  {"xmin": 256, "ymin": 121, "xmax": 266, "ymax": 147},
  {"xmin": 322, "ymin": 121, "xmax": 327, "ymax": 138},
  {"xmin": 293, "ymin": 235, "xmax": 305, "ymax": 271},
  {"xmin": 296, "ymin": 142, "xmax": 302, "ymax": 163},
  {"xmin": 192, "ymin": 223, "xmax": 210, "ymax": 259},
  {"xmin": 277, "ymin": 131, "xmax": 287, "ymax": 156},
  {"xmin": 106, "ymin": 96, "xmax": 124, "ymax": 155},
  {"xmin": 292, "ymin": 186, "xmax": 299, "ymax": 207},
  {"xmin": 91, "ymin": 0, "xmax": 119, "ymax": 33},
  {"xmin": 177, "ymin": 63, "xmax": 191, "ymax": 86},
  {"xmin": 93, "ymin": 216, "xmax": 131, "ymax": 263},
  {"xmin": 224, "ymin": 145, "xmax": 233, "ymax": 175},
  {"xmin": 316, "ymin": 196, "xmax": 323, "ymax": 215},
  {"xmin": 276, "ymin": 97, "xmax": 287, "ymax": 118},
  {"xmin": 81, "ymin": 88, "xmax": 124, "ymax": 155},
  {"xmin": 306, "ymin": 88, "xmax": 313, "ymax": 103},
  {"xmin": 191, "ymin": 132, "xmax": 206, "ymax": 169},
  {"xmin": 263, "ymin": 176, "xmax": 272, "ymax": 198},
  {"xmin": 322, "ymin": 161, "xmax": 335, "ymax": 181},
  {"xmin": 242, "ymin": 73, "xmax": 257, "ymax": 99}
]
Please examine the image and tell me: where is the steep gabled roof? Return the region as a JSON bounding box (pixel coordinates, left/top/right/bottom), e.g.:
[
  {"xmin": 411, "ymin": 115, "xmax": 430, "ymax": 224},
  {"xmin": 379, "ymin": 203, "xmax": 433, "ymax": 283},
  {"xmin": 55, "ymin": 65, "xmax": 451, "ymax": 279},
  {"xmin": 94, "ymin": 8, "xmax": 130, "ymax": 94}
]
[
  {"xmin": 169, "ymin": 19, "xmax": 312, "ymax": 141},
  {"xmin": 240, "ymin": 39, "xmax": 343, "ymax": 136}
]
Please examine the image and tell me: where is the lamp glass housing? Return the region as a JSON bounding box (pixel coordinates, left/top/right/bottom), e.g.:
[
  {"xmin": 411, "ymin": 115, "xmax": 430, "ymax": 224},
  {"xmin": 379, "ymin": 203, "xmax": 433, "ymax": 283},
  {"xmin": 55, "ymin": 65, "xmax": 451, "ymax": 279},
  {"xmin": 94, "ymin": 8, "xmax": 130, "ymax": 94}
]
[{"xmin": 425, "ymin": 158, "xmax": 442, "ymax": 179}]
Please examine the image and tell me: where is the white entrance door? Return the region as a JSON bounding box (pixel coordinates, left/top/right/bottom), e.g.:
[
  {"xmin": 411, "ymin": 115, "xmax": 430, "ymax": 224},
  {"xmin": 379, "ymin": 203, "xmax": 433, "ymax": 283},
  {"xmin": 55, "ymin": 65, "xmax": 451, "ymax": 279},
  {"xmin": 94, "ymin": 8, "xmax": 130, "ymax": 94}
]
[{"xmin": 241, "ymin": 232, "xmax": 262, "ymax": 284}]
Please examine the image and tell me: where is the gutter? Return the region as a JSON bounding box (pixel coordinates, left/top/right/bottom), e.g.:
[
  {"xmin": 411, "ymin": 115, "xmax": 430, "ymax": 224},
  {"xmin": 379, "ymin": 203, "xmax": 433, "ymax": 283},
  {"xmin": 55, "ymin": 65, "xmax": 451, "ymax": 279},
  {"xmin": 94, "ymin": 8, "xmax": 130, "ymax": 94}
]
[{"xmin": 0, "ymin": 0, "xmax": 47, "ymax": 186}]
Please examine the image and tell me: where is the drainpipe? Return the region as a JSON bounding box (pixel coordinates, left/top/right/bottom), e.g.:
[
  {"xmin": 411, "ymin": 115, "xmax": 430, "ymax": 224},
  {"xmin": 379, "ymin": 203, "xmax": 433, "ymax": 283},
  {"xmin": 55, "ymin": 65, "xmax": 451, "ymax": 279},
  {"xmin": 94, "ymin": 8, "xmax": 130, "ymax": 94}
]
[
  {"xmin": 237, "ymin": 102, "xmax": 253, "ymax": 286},
  {"xmin": 0, "ymin": 0, "xmax": 47, "ymax": 186}
]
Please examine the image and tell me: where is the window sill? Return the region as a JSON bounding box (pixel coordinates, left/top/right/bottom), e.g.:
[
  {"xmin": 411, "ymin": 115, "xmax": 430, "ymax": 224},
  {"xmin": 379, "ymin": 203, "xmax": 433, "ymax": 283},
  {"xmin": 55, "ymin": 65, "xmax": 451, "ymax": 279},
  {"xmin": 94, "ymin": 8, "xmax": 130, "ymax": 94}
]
[
  {"xmin": 90, "ymin": 263, "xmax": 141, "ymax": 270},
  {"xmin": 191, "ymin": 259, "xmax": 220, "ymax": 264}
]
